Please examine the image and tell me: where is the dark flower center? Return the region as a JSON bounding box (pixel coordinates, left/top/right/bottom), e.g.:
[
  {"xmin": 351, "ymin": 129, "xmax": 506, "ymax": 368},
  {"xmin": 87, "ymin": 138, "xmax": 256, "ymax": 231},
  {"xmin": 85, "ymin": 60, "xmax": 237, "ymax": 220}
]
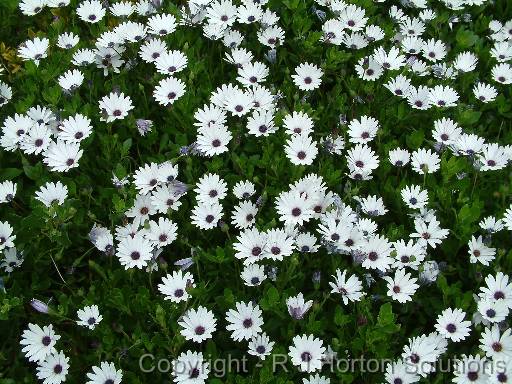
[
  {"xmin": 205, "ymin": 214, "xmax": 214, "ymax": 223},
  {"xmin": 87, "ymin": 317, "xmax": 96, "ymax": 325},
  {"xmin": 42, "ymin": 336, "xmax": 51, "ymax": 346},
  {"xmin": 446, "ymin": 323, "xmax": 457, "ymax": 333},
  {"xmin": 251, "ymin": 247, "xmax": 261, "ymax": 256},
  {"xmin": 256, "ymin": 345, "xmax": 266, "ymax": 354},
  {"xmin": 291, "ymin": 207, "xmax": 301, "ymax": 217},
  {"xmin": 304, "ymin": 77, "xmax": 312, "ymax": 84},
  {"xmin": 368, "ymin": 251, "xmax": 378, "ymax": 261},
  {"xmin": 195, "ymin": 326, "xmax": 205, "ymax": 335},
  {"xmin": 131, "ymin": 251, "xmax": 140, "ymax": 260},
  {"xmin": 113, "ymin": 109, "xmax": 122, "ymax": 117},
  {"xmin": 297, "ymin": 151, "xmax": 306, "ymax": 160},
  {"xmin": 212, "ymin": 139, "xmax": 221, "ymax": 147},
  {"xmin": 393, "ymin": 285, "xmax": 401, "ymax": 293},
  {"xmin": 66, "ymin": 158, "xmax": 74, "ymax": 166},
  {"xmin": 467, "ymin": 371, "xmax": 478, "ymax": 381},
  {"xmin": 54, "ymin": 364, "xmax": 63, "ymax": 374},
  {"xmin": 243, "ymin": 318, "xmax": 253, "ymax": 328},
  {"xmin": 174, "ymin": 289, "xmax": 184, "ymax": 297},
  {"xmin": 486, "ymin": 309, "xmax": 496, "ymax": 318},
  {"xmin": 301, "ymin": 351, "xmax": 312, "ymax": 362}
]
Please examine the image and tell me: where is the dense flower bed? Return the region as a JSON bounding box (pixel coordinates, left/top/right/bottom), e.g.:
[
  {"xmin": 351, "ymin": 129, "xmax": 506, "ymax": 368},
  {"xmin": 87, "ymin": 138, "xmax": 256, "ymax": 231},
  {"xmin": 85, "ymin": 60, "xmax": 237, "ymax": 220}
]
[{"xmin": 1, "ymin": 0, "xmax": 512, "ymax": 383}]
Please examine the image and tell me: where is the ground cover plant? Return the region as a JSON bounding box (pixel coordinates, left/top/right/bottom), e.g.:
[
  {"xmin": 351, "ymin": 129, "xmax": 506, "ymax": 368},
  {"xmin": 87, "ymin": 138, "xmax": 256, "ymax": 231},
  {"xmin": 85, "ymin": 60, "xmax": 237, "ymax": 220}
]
[{"xmin": 0, "ymin": 0, "xmax": 512, "ymax": 382}]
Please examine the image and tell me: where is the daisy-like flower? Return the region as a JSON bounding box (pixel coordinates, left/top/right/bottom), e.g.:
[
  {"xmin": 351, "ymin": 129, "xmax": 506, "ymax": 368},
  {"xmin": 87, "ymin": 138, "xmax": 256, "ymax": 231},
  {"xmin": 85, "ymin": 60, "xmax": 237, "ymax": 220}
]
[
  {"xmin": 155, "ymin": 50, "xmax": 188, "ymax": 75},
  {"xmin": 479, "ymin": 272, "xmax": 512, "ymax": 309},
  {"xmin": 478, "ymin": 299, "xmax": 509, "ymax": 323},
  {"xmin": 194, "ymin": 104, "xmax": 227, "ymax": 130},
  {"xmin": 248, "ymin": 333, "xmax": 274, "ymax": 360},
  {"xmin": 223, "ymin": 88, "xmax": 254, "ymax": 117},
  {"xmin": 407, "ymin": 85, "xmax": 431, "ymax": 110},
  {"xmin": 158, "ymin": 270, "xmax": 195, "ymax": 303},
  {"xmin": 287, "ymin": 293, "xmax": 313, "ymax": 320},
  {"xmin": 410, "ymin": 148, "xmax": 440, "ymax": 174},
  {"xmin": 276, "ymin": 190, "xmax": 314, "ymax": 227},
  {"xmin": 36, "ymin": 351, "xmax": 69, "ymax": 384},
  {"xmin": 355, "ymin": 56, "xmax": 384, "ymax": 81},
  {"xmin": 346, "ymin": 144, "xmax": 380, "ymax": 175},
  {"xmin": 77, "ymin": 0, "xmax": 106, "ymax": 23},
  {"xmin": 99, "ymin": 92, "xmax": 134, "ymax": 123},
  {"xmin": 18, "ymin": 37, "xmax": 49, "ymax": 66},
  {"xmin": 1, "ymin": 247, "xmax": 23, "ymax": 272},
  {"xmin": 505, "ymin": 205, "xmax": 512, "ymax": 231},
  {"xmin": 453, "ymin": 51, "xmax": 478, "ymax": 72},
  {"xmin": 154, "ymin": 77, "xmax": 186, "ymax": 106},
  {"xmin": 401, "ymin": 185, "xmax": 428, "ymax": 209},
  {"xmin": 147, "ymin": 217, "xmax": 178, "ymax": 248},
  {"xmin": 77, "ymin": 305, "xmax": 103, "ymax": 330},
  {"xmin": 241, "ymin": 264, "xmax": 266, "ymax": 286},
  {"xmin": 452, "ymin": 354, "xmax": 489, "ymax": 384},
  {"xmin": 19, "ymin": 125, "xmax": 51, "ymax": 155},
  {"xmin": 246, "ymin": 109, "xmax": 276, "ymax": 137},
  {"xmin": 288, "ymin": 334, "xmax": 326, "ymax": 373},
  {"xmin": 58, "ymin": 114, "xmax": 92, "ymax": 143},
  {"xmin": 432, "ymin": 117, "xmax": 462, "ymax": 146},
  {"xmin": 411, "ymin": 218, "xmax": 449, "ymax": 248},
  {"xmin": 492, "ymin": 63, "xmax": 512, "ymax": 84},
  {"xmin": 86, "ymin": 362, "xmax": 123, "ymax": 384},
  {"xmin": 401, "ymin": 333, "xmax": 442, "ymax": 377},
  {"xmin": 384, "ymin": 360, "xmax": 419, "ymax": 384},
  {"xmin": 35, "ymin": 181, "xmax": 68, "ymax": 207},
  {"xmin": 0, "ymin": 81, "xmax": 12, "ymax": 107},
  {"xmin": 428, "ymin": 85, "xmax": 459, "ymax": 107},
  {"xmin": 237, "ymin": 61, "xmax": 269, "ymax": 87},
  {"xmin": 224, "ymin": 48, "xmax": 253, "ymax": 68},
  {"xmin": 480, "ymin": 325, "xmax": 512, "ymax": 360},
  {"xmin": 231, "ymin": 201, "xmax": 257, "ymax": 229},
  {"xmin": 116, "ymin": 235, "xmax": 153, "ymax": 269},
  {"xmin": 0, "ymin": 181, "xmax": 17, "ymax": 203},
  {"xmin": 347, "ymin": 115, "xmax": 379, "ymax": 144},
  {"xmin": 233, "ymin": 180, "xmax": 256, "ymax": 200},
  {"xmin": 179, "ymin": 306, "xmax": 217, "ymax": 343},
  {"xmin": 110, "ymin": 1, "xmax": 135, "ymax": 17},
  {"xmin": 19, "ymin": 0, "xmax": 46, "ymax": 15},
  {"xmin": 422, "ymin": 38, "xmax": 447, "ymax": 62},
  {"xmin": 237, "ymin": 2, "xmax": 263, "ymax": 24},
  {"xmin": 384, "ymin": 268, "xmax": 419, "ymax": 303},
  {"xmin": 0, "ymin": 221, "xmax": 15, "ymax": 251},
  {"xmin": 20, "ymin": 324, "xmax": 60, "ymax": 363},
  {"xmin": 392, "ymin": 239, "xmax": 425, "ymax": 270},
  {"xmin": 478, "ymin": 143, "xmax": 509, "ymax": 171},
  {"xmin": 225, "ymin": 301, "xmax": 263, "ymax": 341},
  {"xmin": 373, "ymin": 46, "xmax": 406, "ymax": 70},
  {"xmin": 172, "ymin": 351, "xmax": 209, "ymax": 384},
  {"xmin": 480, "ymin": 216, "xmax": 504, "ymax": 234},
  {"xmin": 57, "ymin": 32, "xmax": 79, "ymax": 50},
  {"xmin": 43, "ymin": 140, "xmax": 83, "ymax": 172},
  {"xmin": 468, "ymin": 235, "xmax": 496, "ymax": 265},
  {"xmin": 197, "ymin": 125, "xmax": 232, "ymax": 156},
  {"xmin": 191, "ymin": 202, "xmax": 223, "ymax": 230},
  {"xmin": 133, "ymin": 163, "xmax": 164, "ymax": 195},
  {"xmin": 388, "ymin": 148, "xmax": 410, "ymax": 167},
  {"xmin": 257, "ymin": 25, "xmax": 285, "ymax": 48},
  {"xmin": 139, "ymin": 39, "xmax": 167, "ymax": 63},
  {"xmin": 292, "ymin": 63, "xmax": 323, "ymax": 91},
  {"xmin": 361, "ymin": 235, "xmax": 393, "ymax": 272},
  {"xmin": 72, "ymin": 49, "xmax": 96, "ymax": 67},
  {"xmin": 329, "ymin": 269, "xmax": 365, "ymax": 304},
  {"xmin": 282, "ymin": 111, "xmax": 314, "ymax": 136},
  {"xmin": 264, "ymin": 228, "xmax": 294, "ymax": 261},
  {"xmin": 194, "ymin": 173, "xmax": 227, "ymax": 204},
  {"xmin": 58, "ymin": 69, "xmax": 84, "ymax": 92},
  {"xmin": 147, "ymin": 13, "xmax": 177, "ymax": 36},
  {"xmin": 488, "ymin": 359, "xmax": 512, "ymax": 384},
  {"xmin": 303, "ymin": 374, "xmax": 330, "ymax": 384},
  {"xmin": 435, "ymin": 308, "xmax": 471, "ymax": 342},
  {"xmin": 356, "ymin": 195, "xmax": 388, "ymax": 216},
  {"xmin": 233, "ymin": 227, "xmax": 267, "ymax": 264},
  {"xmin": 384, "ymin": 75, "xmax": 411, "ymax": 98},
  {"xmin": 284, "ymin": 134, "xmax": 318, "ymax": 166},
  {"xmin": 126, "ymin": 194, "xmax": 155, "ymax": 225}
]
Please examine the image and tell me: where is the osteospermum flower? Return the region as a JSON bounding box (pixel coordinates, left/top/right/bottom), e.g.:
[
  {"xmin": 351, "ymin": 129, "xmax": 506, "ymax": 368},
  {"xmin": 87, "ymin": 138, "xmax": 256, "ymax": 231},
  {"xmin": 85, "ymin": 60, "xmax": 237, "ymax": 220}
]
[
  {"xmin": 155, "ymin": 50, "xmax": 188, "ymax": 75},
  {"xmin": 191, "ymin": 202, "xmax": 223, "ymax": 230},
  {"xmin": 20, "ymin": 324, "xmax": 60, "ymax": 363},
  {"xmin": 116, "ymin": 235, "xmax": 154, "ymax": 269},
  {"xmin": 172, "ymin": 351, "xmax": 209, "ymax": 384},
  {"xmin": 43, "ymin": 140, "xmax": 83, "ymax": 172},
  {"xmin": 480, "ymin": 325, "xmax": 512, "ymax": 360},
  {"xmin": 0, "ymin": 81, "xmax": 12, "ymax": 107},
  {"xmin": 179, "ymin": 306, "xmax": 217, "ymax": 343},
  {"xmin": 478, "ymin": 298, "xmax": 509, "ymax": 323},
  {"xmin": 86, "ymin": 362, "xmax": 123, "ymax": 384},
  {"xmin": 410, "ymin": 148, "xmax": 440, "ymax": 174},
  {"xmin": 452, "ymin": 354, "xmax": 489, "ymax": 384},
  {"xmin": 0, "ymin": 221, "xmax": 15, "ymax": 251},
  {"xmin": 401, "ymin": 185, "xmax": 428, "ymax": 209},
  {"xmin": 99, "ymin": 92, "xmax": 134, "ymax": 123},
  {"xmin": 154, "ymin": 77, "xmax": 186, "ymax": 106},
  {"xmin": 77, "ymin": 305, "xmax": 103, "ymax": 330},
  {"xmin": 292, "ymin": 63, "xmax": 323, "ymax": 91},
  {"xmin": 1, "ymin": 247, "xmax": 23, "ymax": 273},
  {"xmin": 225, "ymin": 301, "xmax": 263, "ymax": 341},
  {"xmin": 288, "ymin": 334, "xmax": 326, "ymax": 373},
  {"xmin": 35, "ymin": 181, "xmax": 68, "ymax": 207},
  {"xmin": 147, "ymin": 13, "xmax": 177, "ymax": 36},
  {"xmin": 19, "ymin": 0, "xmax": 46, "ymax": 15},
  {"xmin": 284, "ymin": 134, "xmax": 318, "ymax": 166},
  {"xmin": 248, "ymin": 333, "xmax": 274, "ymax": 360},
  {"xmin": 36, "ymin": 351, "xmax": 69, "ymax": 384},
  {"xmin": 158, "ymin": 270, "xmax": 195, "ymax": 303},
  {"xmin": 275, "ymin": 190, "xmax": 314, "ymax": 227},
  {"xmin": 468, "ymin": 235, "xmax": 496, "ymax": 265},
  {"xmin": 58, "ymin": 69, "xmax": 84, "ymax": 92},
  {"xmin": 58, "ymin": 114, "xmax": 92, "ymax": 143},
  {"xmin": 435, "ymin": 308, "xmax": 471, "ymax": 342},
  {"xmin": 18, "ymin": 37, "xmax": 49, "ymax": 66},
  {"xmin": 0, "ymin": 181, "xmax": 17, "ymax": 203},
  {"xmin": 361, "ymin": 235, "xmax": 393, "ymax": 272},
  {"xmin": 77, "ymin": 0, "xmax": 106, "ymax": 23},
  {"xmin": 384, "ymin": 268, "xmax": 419, "ymax": 303},
  {"xmin": 282, "ymin": 111, "xmax": 314, "ymax": 136},
  {"xmin": 388, "ymin": 148, "xmax": 410, "ymax": 167},
  {"xmin": 329, "ymin": 269, "xmax": 365, "ymax": 304},
  {"xmin": 241, "ymin": 264, "xmax": 266, "ymax": 286}
]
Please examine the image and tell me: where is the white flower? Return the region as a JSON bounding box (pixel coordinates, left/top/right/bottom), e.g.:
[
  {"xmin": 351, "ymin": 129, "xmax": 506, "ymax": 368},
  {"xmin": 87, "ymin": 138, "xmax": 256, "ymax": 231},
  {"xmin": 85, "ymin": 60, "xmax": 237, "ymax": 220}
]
[
  {"xmin": 288, "ymin": 334, "xmax": 326, "ymax": 373},
  {"xmin": 86, "ymin": 362, "xmax": 122, "ymax": 384},
  {"xmin": 384, "ymin": 268, "xmax": 419, "ymax": 303},
  {"xmin": 248, "ymin": 333, "xmax": 274, "ymax": 360},
  {"xmin": 99, "ymin": 92, "xmax": 134, "ymax": 123},
  {"xmin": 154, "ymin": 77, "xmax": 186, "ymax": 106},
  {"xmin": 479, "ymin": 325, "xmax": 512, "ymax": 360},
  {"xmin": 0, "ymin": 221, "xmax": 16, "ymax": 251},
  {"xmin": 36, "ymin": 351, "xmax": 69, "ymax": 384},
  {"xmin": 18, "ymin": 37, "xmax": 49, "ymax": 66},
  {"xmin": 77, "ymin": 0, "xmax": 106, "ymax": 23},
  {"xmin": 225, "ymin": 301, "xmax": 263, "ymax": 341},
  {"xmin": 179, "ymin": 306, "xmax": 217, "ymax": 343},
  {"xmin": 241, "ymin": 264, "xmax": 266, "ymax": 286},
  {"xmin": 191, "ymin": 202, "xmax": 223, "ymax": 230},
  {"xmin": 452, "ymin": 354, "xmax": 489, "ymax": 384},
  {"xmin": 116, "ymin": 235, "xmax": 154, "ymax": 269},
  {"xmin": 77, "ymin": 305, "xmax": 103, "ymax": 329},
  {"xmin": 329, "ymin": 269, "xmax": 365, "ymax": 304},
  {"xmin": 158, "ymin": 270, "xmax": 195, "ymax": 303},
  {"xmin": 20, "ymin": 324, "xmax": 60, "ymax": 363},
  {"xmin": 468, "ymin": 235, "xmax": 496, "ymax": 265},
  {"xmin": 291, "ymin": 63, "xmax": 323, "ymax": 91},
  {"xmin": 58, "ymin": 114, "xmax": 92, "ymax": 143},
  {"xmin": 58, "ymin": 69, "xmax": 84, "ymax": 92},
  {"xmin": 401, "ymin": 185, "xmax": 428, "ymax": 209},
  {"xmin": 435, "ymin": 308, "xmax": 471, "ymax": 342},
  {"xmin": 43, "ymin": 140, "xmax": 83, "ymax": 172},
  {"xmin": 172, "ymin": 351, "xmax": 209, "ymax": 384},
  {"xmin": 0, "ymin": 181, "xmax": 17, "ymax": 203}
]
